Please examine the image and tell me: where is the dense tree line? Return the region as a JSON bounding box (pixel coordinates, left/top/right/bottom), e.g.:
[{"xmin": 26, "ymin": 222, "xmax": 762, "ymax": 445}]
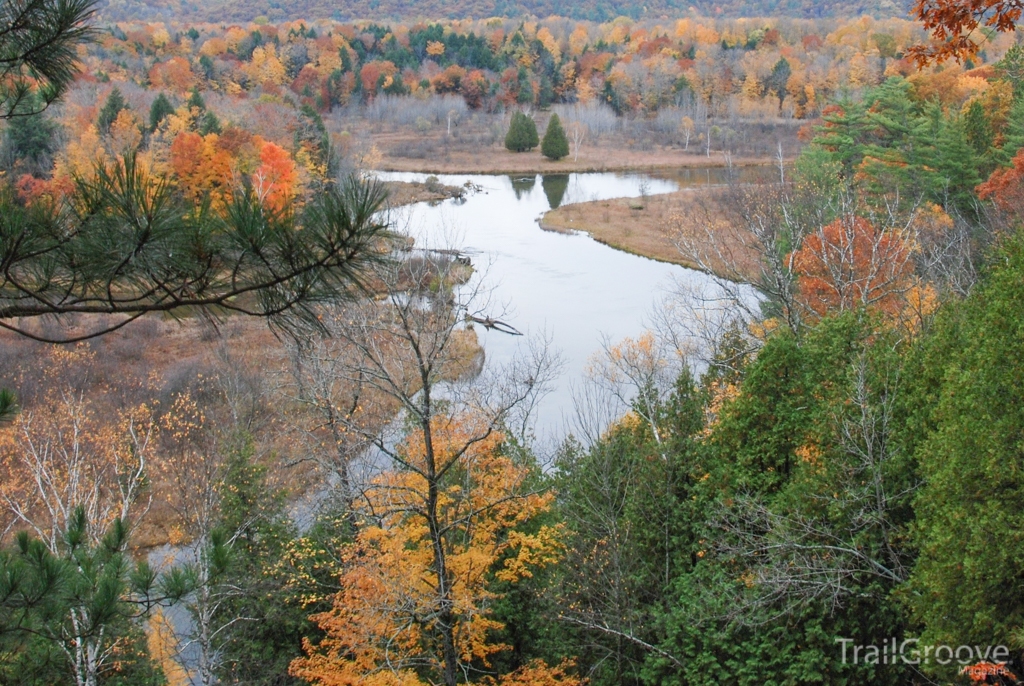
[{"xmin": 99, "ymin": 0, "xmax": 911, "ymax": 25}]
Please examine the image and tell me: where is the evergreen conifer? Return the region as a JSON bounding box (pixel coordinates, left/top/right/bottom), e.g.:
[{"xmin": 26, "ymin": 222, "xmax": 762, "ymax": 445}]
[
  {"xmin": 97, "ymin": 88, "xmax": 127, "ymax": 134},
  {"xmin": 148, "ymin": 92, "xmax": 174, "ymax": 132},
  {"xmin": 541, "ymin": 113, "xmax": 569, "ymax": 160},
  {"xmin": 187, "ymin": 86, "xmax": 206, "ymax": 112},
  {"xmin": 199, "ymin": 109, "xmax": 222, "ymax": 135},
  {"xmin": 505, "ymin": 111, "xmax": 538, "ymax": 152},
  {"xmin": 963, "ymin": 99, "xmax": 993, "ymax": 155}
]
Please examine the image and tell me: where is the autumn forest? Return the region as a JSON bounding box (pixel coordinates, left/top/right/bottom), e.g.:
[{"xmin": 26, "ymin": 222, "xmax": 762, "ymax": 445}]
[{"xmin": 2, "ymin": 0, "xmax": 1024, "ymax": 685}]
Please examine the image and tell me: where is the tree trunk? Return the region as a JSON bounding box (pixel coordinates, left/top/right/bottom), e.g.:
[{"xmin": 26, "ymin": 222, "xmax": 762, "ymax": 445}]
[{"xmin": 422, "ymin": 411, "xmax": 459, "ymax": 686}]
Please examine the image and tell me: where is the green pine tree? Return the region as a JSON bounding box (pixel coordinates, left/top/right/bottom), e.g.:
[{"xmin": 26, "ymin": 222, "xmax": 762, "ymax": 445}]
[
  {"xmin": 963, "ymin": 99, "xmax": 994, "ymax": 156},
  {"xmin": 996, "ymin": 44, "xmax": 1024, "ymax": 97},
  {"xmin": 198, "ymin": 109, "xmax": 221, "ymax": 135},
  {"xmin": 541, "ymin": 114, "xmax": 569, "ymax": 161},
  {"xmin": 0, "ymin": 0, "xmax": 94, "ymax": 119},
  {"xmin": 148, "ymin": 92, "xmax": 174, "ymax": 132},
  {"xmin": 765, "ymin": 57, "xmax": 792, "ymax": 110},
  {"xmin": 186, "ymin": 86, "xmax": 206, "ymax": 113},
  {"xmin": 97, "ymin": 87, "xmax": 127, "ymax": 134},
  {"xmin": 997, "ymin": 94, "xmax": 1024, "ymax": 164},
  {"xmin": 906, "ymin": 228, "xmax": 1024, "ymax": 678},
  {"xmin": 4, "ymin": 96, "xmax": 60, "ymax": 165},
  {"xmin": 505, "ymin": 111, "xmax": 538, "ymax": 153},
  {"xmin": 525, "ymin": 114, "xmax": 539, "ymax": 149}
]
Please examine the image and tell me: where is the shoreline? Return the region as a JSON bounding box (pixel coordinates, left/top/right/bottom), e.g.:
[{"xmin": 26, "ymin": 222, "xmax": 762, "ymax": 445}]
[
  {"xmin": 538, "ymin": 188, "xmax": 760, "ymax": 283},
  {"xmin": 378, "ymin": 159, "xmax": 771, "ymax": 175},
  {"xmin": 382, "ymin": 160, "xmax": 765, "ymax": 284},
  {"xmin": 375, "ymin": 144, "xmax": 777, "ymax": 176}
]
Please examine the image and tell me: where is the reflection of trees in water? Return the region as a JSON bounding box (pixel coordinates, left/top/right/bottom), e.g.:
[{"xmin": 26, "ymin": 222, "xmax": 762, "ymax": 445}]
[
  {"xmin": 510, "ymin": 174, "xmax": 536, "ymax": 200},
  {"xmin": 542, "ymin": 174, "xmax": 569, "ymax": 209}
]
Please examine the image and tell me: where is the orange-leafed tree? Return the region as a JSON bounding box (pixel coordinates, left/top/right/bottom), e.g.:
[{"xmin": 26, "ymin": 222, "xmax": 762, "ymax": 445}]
[
  {"xmin": 791, "ymin": 215, "xmax": 915, "ymax": 318},
  {"xmin": 461, "ymin": 70, "xmax": 489, "ymax": 109},
  {"xmin": 149, "ymin": 56, "xmax": 196, "ymax": 93},
  {"xmin": 290, "ymin": 418, "xmax": 565, "ymax": 686},
  {"xmin": 431, "ymin": 64, "xmax": 467, "ymax": 94},
  {"xmin": 253, "ymin": 139, "xmax": 299, "ymax": 213},
  {"xmin": 359, "ymin": 60, "xmax": 398, "ymax": 99},
  {"xmin": 169, "ymin": 130, "xmax": 236, "ymax": 207}
]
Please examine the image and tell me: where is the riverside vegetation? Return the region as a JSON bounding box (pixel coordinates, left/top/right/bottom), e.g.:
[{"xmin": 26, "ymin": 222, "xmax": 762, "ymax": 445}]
[{"xmin": 3, "ymin": 0, "xmax": 1024, "ymax": 685}]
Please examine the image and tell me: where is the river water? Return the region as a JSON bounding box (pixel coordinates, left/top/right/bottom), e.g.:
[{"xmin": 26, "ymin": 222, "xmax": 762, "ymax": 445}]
[{"xmin": 376, "ymin": 169, "xmax": 753, "ymax": 445}]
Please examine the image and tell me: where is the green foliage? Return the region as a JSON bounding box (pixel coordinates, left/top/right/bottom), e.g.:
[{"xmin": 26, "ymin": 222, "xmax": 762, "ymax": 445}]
[
  {"xmin": 205, "ymin": 438, "xmax": 309, "ymax": 685},
  {"xmin": 97, "ymin": 87, "xmax": 128, "ymax": 134},
  {"xmin": 0, "ymin": 0, "xmax": 95, "ymax": 119},
  {"xmin": 148, "ymin": 92, "xmax": 174, "ymax": 132},
  {"xmin": 998, "ymin": 95, "xmax": 1024, "ymax": 162},
  {"xmin": 541, "ymin": 113, "xmax": 569, "ymax": 161},
  {"xmin": 541, "ymin": 173, "xmax": 569, "ymax": 208},
  {"xmin": 906, "ymin": 228, "xmax": 1024, "ymax": 671},
  {"xmin": 198, "ymin": 109, "xmax": 221, "ymax": 135},
  {"xmin": 765, "ymin": 57, "xmax": 791, "ymax": 109},
  {"xmin": 995, "ymin": 44, "xmax": 1024, "ymax": 97},
  {"xmin": 552, "ymin": 370, "xmax": 706, "ymax": 686},
  {"xmin": 0, "ymin": 510, "xmax": 168, "ymax": 685},
  {"xmin": 0, "ymin": 157, "xmax": 391, "ymax": 341},
  {"xmin": 505, "ymin": 111, "xmax": 538, "ymax": 152},
  {"xmin": 653, "ymin": 315, "xmax": 915, "ymax": 686},
  {"xmin": 186, "ymin": 86, "xmax": 205, "ymax": 112},
  {"xmin": 804, "ymin": 77, "xmax": 989, "ymax": 215},
  {"xmin": 963, "ymin": 99, "xmax": 994, "ymax": 156},
  {"xmin": 3, "ymin": 102, "xmax": 60, "ymax": 166}
]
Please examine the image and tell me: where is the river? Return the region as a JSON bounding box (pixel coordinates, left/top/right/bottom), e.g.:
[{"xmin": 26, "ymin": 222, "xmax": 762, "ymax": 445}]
[{"xmin": 376, "ymin": 168, "xmax": 753, "ymax": 445}]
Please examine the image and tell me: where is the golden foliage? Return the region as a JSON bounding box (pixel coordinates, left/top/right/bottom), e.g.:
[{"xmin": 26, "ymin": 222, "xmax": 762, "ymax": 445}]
[
  {"xmin": 483, "ymin": 659, "xmax": 586, "ymax": 686},
  {"xmin": 147, "ymin": 608, "xmax": 192, "ymax": 686},
  {"xmin": 290, "ymin": 416, "xmax": 562, "ymax": 685}
]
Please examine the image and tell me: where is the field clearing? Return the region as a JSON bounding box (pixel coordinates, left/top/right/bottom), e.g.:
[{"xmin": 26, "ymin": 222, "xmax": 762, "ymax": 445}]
[{"xmin": 375, "ymin": 130, "xmax": 772, "ymax": 174}]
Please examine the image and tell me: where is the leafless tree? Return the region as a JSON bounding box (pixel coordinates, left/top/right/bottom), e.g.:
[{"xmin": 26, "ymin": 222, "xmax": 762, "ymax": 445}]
[
  {"xmin": 666, "ymin": 181, "xmax": 797, "ymax": 372},
  {"xmin": 568, "ymin": 119, "xmax": 587, "ymax": 162}
]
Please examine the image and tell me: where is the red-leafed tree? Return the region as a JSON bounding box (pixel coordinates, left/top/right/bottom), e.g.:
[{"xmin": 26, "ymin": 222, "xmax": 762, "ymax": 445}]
[
  {"xmin": 977, "ymin": 148, "xmax": 1024, "ymax": 222},
  {"xmin": 908, "ymin": 0, "xmax": 1023, "ymax": 64}
]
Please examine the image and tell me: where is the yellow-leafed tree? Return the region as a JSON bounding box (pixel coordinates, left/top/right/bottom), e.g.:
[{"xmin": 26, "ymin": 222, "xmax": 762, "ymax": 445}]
[{"xmin": 290, "ymin": 417, "xmax": 568, "ymax": 686}]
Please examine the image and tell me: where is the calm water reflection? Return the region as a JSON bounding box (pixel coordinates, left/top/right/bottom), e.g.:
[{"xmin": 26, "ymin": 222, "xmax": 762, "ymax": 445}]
[{"xmin": 377, "ymin": 169, "xmax": 750, "ymax": 443}]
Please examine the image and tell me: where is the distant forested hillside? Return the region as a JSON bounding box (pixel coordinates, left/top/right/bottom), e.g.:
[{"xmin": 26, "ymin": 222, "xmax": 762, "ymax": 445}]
[{"xmin": 99, "ymin": 0, "xmax": 910, "ymax": 24}]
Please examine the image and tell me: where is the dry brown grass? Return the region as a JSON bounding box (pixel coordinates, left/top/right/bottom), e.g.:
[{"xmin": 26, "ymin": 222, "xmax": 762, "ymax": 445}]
[
  {"xmin": 539, "ymin": 187, "xmax": 761, "ymax": 281},
  {"xmin": 383, "ymin": 179, "xmax": 465, "ymax": 207},
  {"xmin": 369, "ymin": 125, "xmax": 772, "ymax": 175},
  {"xmin": 380, "ymin": 142, "xmax": 770, "ymax": 174}
]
